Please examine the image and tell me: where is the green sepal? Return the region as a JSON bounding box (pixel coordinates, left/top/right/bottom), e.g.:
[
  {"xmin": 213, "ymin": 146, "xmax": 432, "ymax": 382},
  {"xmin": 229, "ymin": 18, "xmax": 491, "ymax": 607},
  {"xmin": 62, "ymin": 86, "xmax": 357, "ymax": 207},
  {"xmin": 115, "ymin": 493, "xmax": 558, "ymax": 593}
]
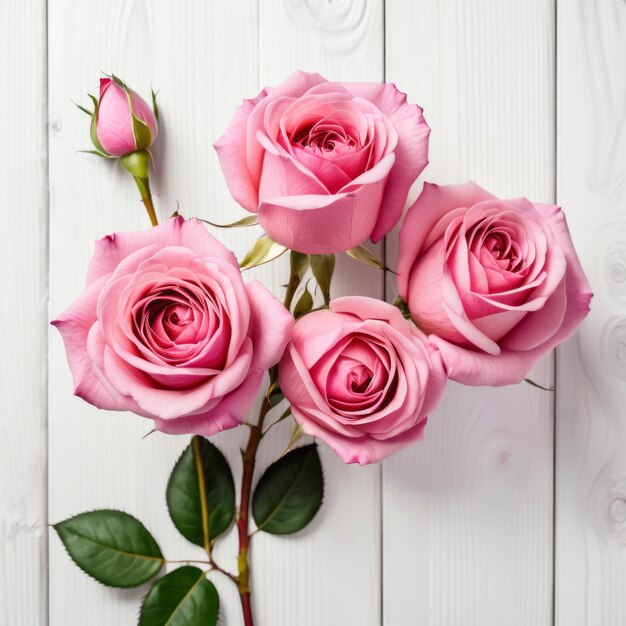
[
  {"xmin": 346, "ymin": 244, "xmax": 395, "ymax": 273},
  {"xmin": 53, "ymin": 510, "xmax": 163, "ymax": 588},
  {"xmin": 120, "ymin": 150, "xmax": 151, "ymax": 179},
  {"xmin": 139, "ymin": 566, "xmax": 219, "ymax": 626},
  {"xmin": 111, "ymin": 73, "xmax": 126, "ymax": 90},
  {"xmin": 131, "ymin": 113, "xmax": 154, "ymax": 150},
  {"xmin": 266, "ymin": 380, "xmax": 284, "ymax": 407},
  {"xmin": 239, "ymin": 234, "xmax": 287, "ymax": 270},
  {"xmin": 293, "ymin": 280, "xmax": 314, "ymax": 318},
  {"xmin": 309, "ymin": 254, "xmax": 335, "ymax": 305},
  {"xmin": 166, "ymin": 436, "xmax": 236, "ymax": 551},
  {"xmin": 267, "ymin": 407, "xmax": 292, "ymax": 432},
  {"xmin": 393, "ymin": 295, "xmax": 412, "ymax": 320},
  {"xmin": 78, "ymin": 149, "xmax": 115, "ymax": 159},
  {"xmin": 87, "ymin": 93, "xmax": 108, "ymax": 156},
  {"xmin": 524, "ymin": 378, "xmax": 554, "ymax": 391},
  {"xmin": 111, "ymin": 74, "xmax": 154, "ymax": 150},
  {"xmin": 197, "ymin": 215, "xmax": 259, "ymax": 229},
  {"xmin": 151, "ymin": 88, "xmax": 159, "ymax": 121},
  {"xmin": 252, "ymin": 444, "xmax": 324, "ymax": 535},
  {"xmin": 290, "ymin": 250, "xmax": 310, "ymax": 282},
  {"xmin": 284, "ymin": 422, "xmax": 305, "ymax": 455},
  {"xmin": 73, "ymin": 101, "xmax": 93, "ymax": 116},
  {"xmin": 284, "ymin": 250, "xmax": 310, "ymax": 312}
]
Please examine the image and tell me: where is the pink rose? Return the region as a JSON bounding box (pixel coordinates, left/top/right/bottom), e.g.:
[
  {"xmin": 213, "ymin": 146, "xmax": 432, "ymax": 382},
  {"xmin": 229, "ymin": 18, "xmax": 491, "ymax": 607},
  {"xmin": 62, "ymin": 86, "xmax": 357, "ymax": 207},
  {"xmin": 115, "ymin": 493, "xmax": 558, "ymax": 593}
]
[
  {"xmin": 94, "ymin": 77, "xmax": 158, "ymax": 157},
  {"xmin": 52, "ymin": 217, "xmax": 293, "ymax": 436},
  {"xmin": 278, "ymin": 297, "xmax": 446, "ymax": 465},
  {"xmin": 215, "ymin": 71, "xmax": 430, "ymax": 254},
  {"xmin": 397, "ymin": 182, "xmax": 592, "ymax": 386}
]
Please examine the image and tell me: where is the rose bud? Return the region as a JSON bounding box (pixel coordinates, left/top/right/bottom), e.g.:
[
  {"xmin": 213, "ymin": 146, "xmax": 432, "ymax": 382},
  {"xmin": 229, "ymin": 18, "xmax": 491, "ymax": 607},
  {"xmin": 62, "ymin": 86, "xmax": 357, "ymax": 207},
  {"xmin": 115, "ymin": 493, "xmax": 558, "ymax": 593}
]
[
  {"xmin": 91, "ymin": 76, "xmax": 158, "ymax": 158},
  {"xmin": 279, "ymin": 297, "xmax": 446, "ymax": 465},
  {"xmin": 52, "ymin": 217, "xmax": 294, "ymax": 436},
  {"xmin": 78, "ymin": 75, "xmax": 160, "ymax": 226},
  {"xmin": 215, "ymin": 70, "xmax": 430, "ymax": 254},
  {"xmin": 397, "ymin": 182, "xmax": 592, "ymax": 386}
]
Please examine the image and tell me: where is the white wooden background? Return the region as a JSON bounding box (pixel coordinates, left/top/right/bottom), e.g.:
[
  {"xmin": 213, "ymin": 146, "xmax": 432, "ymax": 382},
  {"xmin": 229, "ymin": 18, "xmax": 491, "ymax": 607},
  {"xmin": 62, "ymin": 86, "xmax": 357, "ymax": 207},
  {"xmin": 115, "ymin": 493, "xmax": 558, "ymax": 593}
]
[{"xmin": 1, "ymin": 0, "xmax": 624, "ymax": 624}]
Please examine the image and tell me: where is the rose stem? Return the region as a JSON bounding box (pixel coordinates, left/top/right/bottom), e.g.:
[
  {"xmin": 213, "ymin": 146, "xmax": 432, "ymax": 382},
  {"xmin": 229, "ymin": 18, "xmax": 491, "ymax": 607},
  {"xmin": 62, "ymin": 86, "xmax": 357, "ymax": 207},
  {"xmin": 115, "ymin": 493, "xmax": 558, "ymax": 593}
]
[
  {"xmin": 236, "ymin": 268, "xmax": 297, "ymax": 626},
  {"xmin": 132, "ymin": 175, "xmax": 159, "ymax": 227},
  {"xmin": 236, "ymin": 386, "xmax": 273, "ymax": 626}
]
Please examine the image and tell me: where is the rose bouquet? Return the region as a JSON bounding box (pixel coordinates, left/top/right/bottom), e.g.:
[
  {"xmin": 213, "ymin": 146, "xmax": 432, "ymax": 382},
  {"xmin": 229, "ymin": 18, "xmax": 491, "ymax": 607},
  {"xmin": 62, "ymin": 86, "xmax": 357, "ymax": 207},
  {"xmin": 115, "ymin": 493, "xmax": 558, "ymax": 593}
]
[{"xmin": 52, "ymin": 72, "xmax": 592, "ymax": 626}]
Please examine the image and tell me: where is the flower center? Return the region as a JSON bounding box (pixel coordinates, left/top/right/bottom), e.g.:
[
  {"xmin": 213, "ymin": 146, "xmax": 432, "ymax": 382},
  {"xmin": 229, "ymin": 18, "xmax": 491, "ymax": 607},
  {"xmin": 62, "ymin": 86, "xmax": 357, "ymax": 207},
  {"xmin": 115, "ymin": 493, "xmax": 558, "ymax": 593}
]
[
  {"xmin": 129, "ymin": 281, "xmax": 230, "ymax": 371},
  {"xmin": 349, "ymin": 363, "xmax": 374, "ymax": 393},
  {"xmin": 469, "ymin": 225, "xmax": 523, "ymax": 273},
  {"xmin": 291, "ymin": 121, "xmax": 360, "ymax": 155}
]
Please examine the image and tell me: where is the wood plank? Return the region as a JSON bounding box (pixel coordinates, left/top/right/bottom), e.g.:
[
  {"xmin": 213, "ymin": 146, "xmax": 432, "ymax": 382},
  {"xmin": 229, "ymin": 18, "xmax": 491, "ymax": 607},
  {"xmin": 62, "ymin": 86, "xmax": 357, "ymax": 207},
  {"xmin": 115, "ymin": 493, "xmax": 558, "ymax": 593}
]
[
  {"xmin": 0, "ymin": 1, "xmax": 49, "ymax": 624},
  {"xmin": 252, "ymin": 1, "xmax": 384, "ymax": 625},
  {"xmin": 555, "ymin": 1, "xmax": 626, "ymax": 624},
  {"xmin": 48, "ymin": 1, "xmax": 384, "ymax": 625},
  {"xmin": 48, "ymin": 1, "xmax": 258, "ymax": 624},
  {"xmin": 383, "ymin": 1, "xmax": 556, "ymax": 624}
]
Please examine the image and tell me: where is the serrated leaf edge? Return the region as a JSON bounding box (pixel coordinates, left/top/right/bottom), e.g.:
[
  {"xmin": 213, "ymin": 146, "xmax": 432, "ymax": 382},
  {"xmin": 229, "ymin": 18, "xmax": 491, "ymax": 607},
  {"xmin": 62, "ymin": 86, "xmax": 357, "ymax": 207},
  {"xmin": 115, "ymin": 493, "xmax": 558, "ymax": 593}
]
[
  {"xmin": 163, "ymin": 568, "xmax": 210, "ymax": 626},
  {"xmin": 53, "ymin": 509, "xmax": 164, "ymax": 589},
  {"xmin": 255, "ymin": 445, "xmax": 322, "ymax": 533}
]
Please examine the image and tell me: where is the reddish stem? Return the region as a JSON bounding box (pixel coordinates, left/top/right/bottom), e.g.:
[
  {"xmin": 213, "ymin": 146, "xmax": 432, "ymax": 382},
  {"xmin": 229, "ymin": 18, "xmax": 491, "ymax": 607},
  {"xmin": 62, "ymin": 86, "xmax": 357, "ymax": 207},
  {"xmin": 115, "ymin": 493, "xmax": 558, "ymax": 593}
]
[
  {"xmin": 235, "ymin": 271, "xmax": 294, "ymax": 626},
  {"xmin": 240, "ymin": 591, "xmax": 255, "ymax": 626},
  {"xmin": 236, "ymin": 393, "xmax": 273, "ymax": 626}
]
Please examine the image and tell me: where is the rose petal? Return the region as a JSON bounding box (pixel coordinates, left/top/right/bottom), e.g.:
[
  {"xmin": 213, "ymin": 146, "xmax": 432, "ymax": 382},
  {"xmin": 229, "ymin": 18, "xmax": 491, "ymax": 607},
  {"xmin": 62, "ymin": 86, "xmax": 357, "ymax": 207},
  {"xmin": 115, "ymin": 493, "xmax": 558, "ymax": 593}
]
[
  {"xmin": 343, "ymin": 83, "xmax": 430, "ymax": 242},
  {"xmin": 258, "ymin": 174, "xmax": 389, "ymax": 254},
  {"xmin": 51, "ymin": 276, "xmax": 126, "ymax": 410},
  {"xmin": 245, "ymin": 279, "xmax": 294, "ymax": 370},
  {"xmin": 153, "ymin": 368, "xmax": 265, "ymax": 436},
  {"xmin": 293, "ymin": 406, "xmax": 429, "ymax": 465},
  {"xmin": 213, "ymin": 88, "xmax": 269, "ymax": 211},
  {"xmin": 87, "ymin": 217, "xmax": 238, "ymax": 284},
  {"xmin": 398, "ymin": 182, "xmax": 496, "ymax": 299}
]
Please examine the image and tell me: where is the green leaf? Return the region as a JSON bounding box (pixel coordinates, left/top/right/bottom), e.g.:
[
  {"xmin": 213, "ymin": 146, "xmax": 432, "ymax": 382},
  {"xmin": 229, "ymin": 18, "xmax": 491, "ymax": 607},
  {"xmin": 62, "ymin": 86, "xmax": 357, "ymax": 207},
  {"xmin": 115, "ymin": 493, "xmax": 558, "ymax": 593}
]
[
  {"xmin": 290, "ymin": 250, "xmax": 310, "ymax": 282},
  {"xmin": 309, "ymin": 254, "xmax": 335, "ymax": 305},
  {"xmin": 53, "ymin": 510, "xmax": 163, "ymax": 587},
  {"xmin": 139, "ymin": 566, "xmax": 219, "ymax": 626},
  {"xmin": 166, "ymin": 436, "xmax": 235, "ymax": 551},
  {"xmin": 252, "ymin": 444, "xmax": 324, "ymax": 535},
  {"xmin": 284, "ymin": 250, "xmax": 310, "ymax": 311},
  {"xmin": 346, "ymin": 244, "xmax": 395, "ymax": 272},
  {"xmin": 393, "ymin": 295, "xmax": 413, "ymax": 320},
  {"xmin": 197, "ymin": 215, "xmax": 259, "ymax": 229},
  {"xmin": 239, "ymin": 234, "xmax": 287, "ymax": 270},
  {"xmin": 293, "ymin": 280, "xmax": 314, "ymax": 318}
]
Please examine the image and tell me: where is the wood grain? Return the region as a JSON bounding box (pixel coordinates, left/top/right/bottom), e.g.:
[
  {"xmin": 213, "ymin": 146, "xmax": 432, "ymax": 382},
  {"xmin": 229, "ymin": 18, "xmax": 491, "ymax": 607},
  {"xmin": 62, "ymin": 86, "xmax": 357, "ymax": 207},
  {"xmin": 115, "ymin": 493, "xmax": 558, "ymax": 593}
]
[
  {"xmin": 254, "ymin": 1, "xmax": 385, "ymax": 625},
  {"xmin": 29, "ymin": 0, "xmax": 623, "ymax": 623},
  {"xmin": 47, "ymin": 1, "xmax": 258, "ymax": 624},
  {"xmin": 555, "ymin": 1, "xmax": 626, "ymax": 624},
  {"xmin": 383, "ymin": 1, "xmax": 556, "ymax": 624},
  {"xmin": 0, "ymin": 2, "xmax": 49, "ymax": 625},
  {"xmin": 47, "ymin": 0, "xmax": 384, "ymax": 625}
]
